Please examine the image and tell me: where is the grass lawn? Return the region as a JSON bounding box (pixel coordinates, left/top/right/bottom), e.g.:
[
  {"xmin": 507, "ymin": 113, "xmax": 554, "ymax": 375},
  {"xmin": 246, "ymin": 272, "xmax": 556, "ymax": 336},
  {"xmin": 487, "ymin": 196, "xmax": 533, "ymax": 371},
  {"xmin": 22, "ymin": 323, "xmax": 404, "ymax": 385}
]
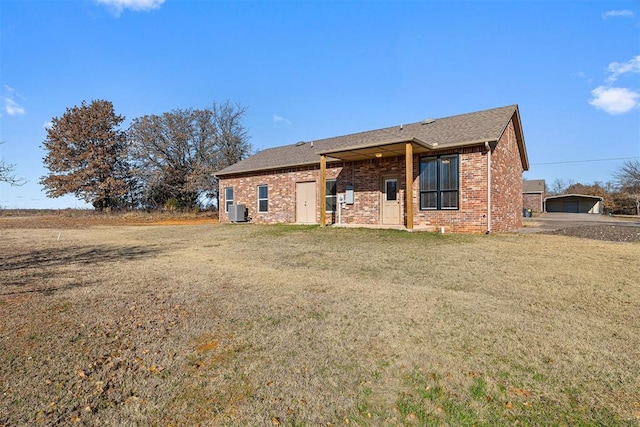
[{"xmin": 1, "ymin": 223, "xmax": 639, "ymax": 425}]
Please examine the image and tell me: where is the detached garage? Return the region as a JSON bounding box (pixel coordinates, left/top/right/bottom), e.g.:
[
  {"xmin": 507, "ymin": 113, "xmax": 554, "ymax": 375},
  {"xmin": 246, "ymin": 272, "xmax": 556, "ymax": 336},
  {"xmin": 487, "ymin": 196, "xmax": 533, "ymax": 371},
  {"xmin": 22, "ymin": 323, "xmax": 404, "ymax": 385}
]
[{"xmin": 544, "ymin": 194, "xmax": 603, "ymax": 214}]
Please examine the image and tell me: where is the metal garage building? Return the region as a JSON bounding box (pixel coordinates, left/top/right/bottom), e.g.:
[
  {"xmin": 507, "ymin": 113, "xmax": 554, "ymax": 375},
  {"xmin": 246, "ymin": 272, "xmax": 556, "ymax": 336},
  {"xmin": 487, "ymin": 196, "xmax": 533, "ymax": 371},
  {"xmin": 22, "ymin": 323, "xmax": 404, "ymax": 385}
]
[{"xmin": 544, "ymin": 194, "xmax": 603, "ymax": 214}]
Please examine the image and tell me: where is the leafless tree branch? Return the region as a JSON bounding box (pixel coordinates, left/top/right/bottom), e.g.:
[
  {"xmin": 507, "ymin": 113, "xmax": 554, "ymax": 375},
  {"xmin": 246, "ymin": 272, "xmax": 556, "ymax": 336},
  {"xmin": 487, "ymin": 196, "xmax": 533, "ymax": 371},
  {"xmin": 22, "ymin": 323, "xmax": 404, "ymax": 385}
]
[{"xmin": 0, "ymin": 142, "xmax": 26, "ymax": 186}]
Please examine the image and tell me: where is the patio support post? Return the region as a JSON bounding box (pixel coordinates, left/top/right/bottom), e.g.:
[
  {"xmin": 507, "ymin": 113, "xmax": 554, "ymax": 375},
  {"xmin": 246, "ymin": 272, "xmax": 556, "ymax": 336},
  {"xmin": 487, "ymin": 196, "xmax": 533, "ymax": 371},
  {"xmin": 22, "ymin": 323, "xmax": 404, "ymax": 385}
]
[
  {"xmin": 405, "ymin": 142, "xmax": 414, "ymax": 230},
  {"xmin": 320, "ymin": 154, "xmax": 326, "ymax": 227}
]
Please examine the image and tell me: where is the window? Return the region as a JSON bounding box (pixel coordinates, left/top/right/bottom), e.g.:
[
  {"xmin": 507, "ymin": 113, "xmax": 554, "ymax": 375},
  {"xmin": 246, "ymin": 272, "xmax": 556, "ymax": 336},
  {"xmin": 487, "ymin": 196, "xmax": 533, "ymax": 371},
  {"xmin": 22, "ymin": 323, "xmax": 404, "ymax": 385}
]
[
  {"xmin": 326, "ymin": 180, "xmax": 337, "ymax": 212},
  {"xmin": 419, "ymin": 155, "xmax": 459, "ymax": 210},
  {"xmin": 224, "ymin": 187, "xmax": 233, "ymax": 212},
  {"xmin": 257, "ymin": 185, "xmax": 268, "ymax": 212},
  {"xmin": 385, "ymin": 179, "xmax": 398, "ymax": 201}
]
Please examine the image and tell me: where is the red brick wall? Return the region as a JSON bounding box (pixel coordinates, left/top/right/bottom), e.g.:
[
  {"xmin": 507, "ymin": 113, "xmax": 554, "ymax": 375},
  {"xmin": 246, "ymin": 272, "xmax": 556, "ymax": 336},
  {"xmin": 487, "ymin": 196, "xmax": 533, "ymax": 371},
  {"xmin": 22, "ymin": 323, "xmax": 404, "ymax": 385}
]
[
  {"xmin": 218, "ymin": 165, "xmax": 342, "ymax": 224},
  {"xmin": 490, "ymin": 120, "xmax": 524, "ymax": 232},
  {"xmin": 523, "ymin": 193, "xmax": 543, "ymax": 212},
  {"xmin": 412, "ymin": 147, "xmax": 489, "ymax": 233},
  {"xmin": 338, "ymin": 157, "xmax": 406, "ymax": 225},
  {"xmin": 218, "ymin": 157, "xmax": 407, "ymax": 226},
  {"xmin": 219, "ymin": 152, "xmax": 488, "ymax": 232}
]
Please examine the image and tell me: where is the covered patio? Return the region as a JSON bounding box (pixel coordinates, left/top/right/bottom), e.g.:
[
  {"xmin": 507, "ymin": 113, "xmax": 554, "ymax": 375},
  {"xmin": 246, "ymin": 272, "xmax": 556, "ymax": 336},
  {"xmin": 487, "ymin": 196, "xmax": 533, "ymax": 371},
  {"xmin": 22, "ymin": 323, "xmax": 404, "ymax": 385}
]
[{"xmin": 317, "ymin": 138, "xmax": 439, "ymax": 230}]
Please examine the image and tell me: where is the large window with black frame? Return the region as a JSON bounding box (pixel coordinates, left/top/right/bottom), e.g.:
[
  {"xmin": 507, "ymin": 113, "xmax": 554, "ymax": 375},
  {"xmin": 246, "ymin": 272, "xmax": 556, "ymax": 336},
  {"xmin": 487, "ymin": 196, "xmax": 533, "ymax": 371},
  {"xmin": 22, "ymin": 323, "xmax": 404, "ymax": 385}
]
[{"xmin": 419, "ymin": 155, "xmax": 459, "ymax": 210}]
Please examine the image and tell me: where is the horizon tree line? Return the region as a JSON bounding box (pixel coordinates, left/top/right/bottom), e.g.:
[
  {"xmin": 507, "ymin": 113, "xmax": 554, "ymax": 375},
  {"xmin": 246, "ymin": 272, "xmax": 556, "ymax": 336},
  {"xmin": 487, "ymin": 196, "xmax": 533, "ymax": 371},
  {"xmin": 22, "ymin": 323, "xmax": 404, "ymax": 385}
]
[{"xmin": 38, "ymin": 99, "xmax": 251, "ymax": 211}]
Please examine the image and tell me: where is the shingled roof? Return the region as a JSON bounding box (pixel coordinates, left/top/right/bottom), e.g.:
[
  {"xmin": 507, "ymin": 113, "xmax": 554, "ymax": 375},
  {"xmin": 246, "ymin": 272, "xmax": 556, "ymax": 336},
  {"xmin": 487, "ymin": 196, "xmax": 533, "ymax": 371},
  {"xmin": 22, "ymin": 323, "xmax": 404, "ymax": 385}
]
[
  {"xmin": 216, "ymin": 105, "xmax": 528, "ymax": 176},
  {"xmin": 523, "ymin": 179, "xmax": 545, "ymax": 193}
]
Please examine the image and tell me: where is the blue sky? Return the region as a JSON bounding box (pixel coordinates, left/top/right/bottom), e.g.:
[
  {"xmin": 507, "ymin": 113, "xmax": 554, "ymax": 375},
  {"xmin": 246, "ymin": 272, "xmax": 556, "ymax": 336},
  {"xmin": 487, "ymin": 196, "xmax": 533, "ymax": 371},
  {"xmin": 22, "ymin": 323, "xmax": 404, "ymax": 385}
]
[{"xmin": 1, "ymin": 0, "xmax": 639, "ymax": 209}]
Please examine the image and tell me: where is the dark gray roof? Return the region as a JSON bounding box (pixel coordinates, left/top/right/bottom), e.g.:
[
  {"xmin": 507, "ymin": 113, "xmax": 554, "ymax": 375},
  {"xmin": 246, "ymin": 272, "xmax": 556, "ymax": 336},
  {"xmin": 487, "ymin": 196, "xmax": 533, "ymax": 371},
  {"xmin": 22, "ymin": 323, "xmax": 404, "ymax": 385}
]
[
  {"xmin": 523, "ymin": 179, "xmax": 545, "ymax": 193},
  {"xmin": 216, "ymin": 105, "xmax": 527, "ymax": 176}
]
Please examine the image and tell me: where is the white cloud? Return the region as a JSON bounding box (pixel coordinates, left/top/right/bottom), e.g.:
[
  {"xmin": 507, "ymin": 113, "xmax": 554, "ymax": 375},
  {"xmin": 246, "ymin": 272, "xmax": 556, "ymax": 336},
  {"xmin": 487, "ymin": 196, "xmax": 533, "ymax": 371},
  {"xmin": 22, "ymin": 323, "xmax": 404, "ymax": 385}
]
[
  {"xmin": 273, "ymin": 114, "xmax": 291, "ymax": 125},
  {"xmin": 589, "ymin": 55, "xmax": 640, "ymax": 115},
  {"xmin": 95, "ymin": 0, "xmax": 164, "ymax": 15},
  {"xmin": 602, "ymin": 10, "xmax": 635, "ymax": 19},
  {"xmin": 606, "ymin": 55, "xmax": 640, "ymax": 83},
  {"xmin": 4, "ymin": 98, "xmax": 26, "ymax": 116},
  {"xmin": 589, "ymin": 86, "xmax": 640, "ymax": 115},
  {"xmin": 2, "ymin": 85, "xmax": 26, "ymax": 116},
  {"xmin": 43, "ymin": 121, "xmax": 53, "ymax": 130}
]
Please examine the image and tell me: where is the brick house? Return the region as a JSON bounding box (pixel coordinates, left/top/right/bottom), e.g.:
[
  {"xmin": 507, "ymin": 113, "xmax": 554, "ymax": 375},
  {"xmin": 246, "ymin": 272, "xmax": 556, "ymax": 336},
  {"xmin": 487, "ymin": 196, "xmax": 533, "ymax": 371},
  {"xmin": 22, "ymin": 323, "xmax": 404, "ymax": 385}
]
[
  {"xmin": 215, "ymin": 105, "xmax": 529, "ymax": 233},
  {"xmin": 523, "ymin": 179, "xmax": 545, "ymax": 213}
]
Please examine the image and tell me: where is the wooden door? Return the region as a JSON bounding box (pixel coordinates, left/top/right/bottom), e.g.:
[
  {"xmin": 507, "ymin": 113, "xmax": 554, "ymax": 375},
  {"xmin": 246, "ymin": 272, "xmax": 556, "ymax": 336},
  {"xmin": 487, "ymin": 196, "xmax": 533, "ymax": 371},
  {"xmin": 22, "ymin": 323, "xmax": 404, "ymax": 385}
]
[
  {"xmin": 296, "ymin": 182, "xmax": 317, "ymax": 224},
  {"xmin": 382, "ymin": 178, "xmax": 400, "ymax": 225}
]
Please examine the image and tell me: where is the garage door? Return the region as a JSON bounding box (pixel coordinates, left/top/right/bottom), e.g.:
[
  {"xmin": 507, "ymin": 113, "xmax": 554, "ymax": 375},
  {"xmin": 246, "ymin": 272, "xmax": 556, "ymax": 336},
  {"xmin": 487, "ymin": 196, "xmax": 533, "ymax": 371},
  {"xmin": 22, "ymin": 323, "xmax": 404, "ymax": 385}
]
[{"xmin": 562, "ymin": 201, "xmax": 579, "ymax": 213}]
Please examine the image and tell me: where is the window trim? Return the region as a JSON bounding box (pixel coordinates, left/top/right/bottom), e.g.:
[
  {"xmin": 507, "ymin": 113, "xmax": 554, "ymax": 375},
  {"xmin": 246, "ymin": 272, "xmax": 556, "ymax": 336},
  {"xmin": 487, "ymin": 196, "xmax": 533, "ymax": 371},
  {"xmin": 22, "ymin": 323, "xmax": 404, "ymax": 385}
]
[
  {"xmin": 257, "ymin": 184, "xmax": 268, "ymax": 213},
  {"xmin": 325, "ymin": 179, "xmax": 337, "ymax": 213},
  {"xmin": 224, "ymin": 187, "xmax": 233, "ymax": 213},
  {"xmin": 419, "ymin": 154, "xmax": 459, "ymax": 211}
]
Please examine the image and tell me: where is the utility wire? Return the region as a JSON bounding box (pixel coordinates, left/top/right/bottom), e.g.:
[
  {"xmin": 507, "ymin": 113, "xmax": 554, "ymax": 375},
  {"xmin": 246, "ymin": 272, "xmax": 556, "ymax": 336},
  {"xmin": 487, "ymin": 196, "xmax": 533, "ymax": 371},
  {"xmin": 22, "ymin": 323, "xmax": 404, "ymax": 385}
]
[{"xmin": 531, "ymin": 156, "xmax": 639, "ymax": 166}]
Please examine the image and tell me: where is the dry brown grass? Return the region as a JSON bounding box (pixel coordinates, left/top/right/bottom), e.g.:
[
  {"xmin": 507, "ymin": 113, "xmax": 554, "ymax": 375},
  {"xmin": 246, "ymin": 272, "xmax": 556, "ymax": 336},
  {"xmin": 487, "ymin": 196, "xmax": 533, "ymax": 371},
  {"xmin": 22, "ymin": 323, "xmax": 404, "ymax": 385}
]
[{"xmin": 1, "ymin": 220, "xmax": 638, "ymax": 426}]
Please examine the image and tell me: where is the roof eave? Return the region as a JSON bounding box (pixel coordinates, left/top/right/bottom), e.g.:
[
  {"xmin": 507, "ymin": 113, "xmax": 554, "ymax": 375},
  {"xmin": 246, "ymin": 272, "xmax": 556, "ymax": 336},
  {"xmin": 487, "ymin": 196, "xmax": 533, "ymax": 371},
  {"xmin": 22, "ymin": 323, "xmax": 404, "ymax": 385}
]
[
  {"xmin": 316, "ymin": 137, "xmax": 420, "ymax": 156},
  {"xmin": 425, "ymin": 138, "xmax": 499, "ymax": 149},
  {"xmin": 544, "ymin": 194, "xmax": 604, "ymax": 201},
  {"xmin": 509, "ymin": 106, "xmax": 529, "ymax": 170},
  {"xmin": 215, "ymin": 157, "xmax": 342, "ymax": 177},
  {"xmin": 318, "ymin": 137, "xmax": 497, "ymax": 158}
]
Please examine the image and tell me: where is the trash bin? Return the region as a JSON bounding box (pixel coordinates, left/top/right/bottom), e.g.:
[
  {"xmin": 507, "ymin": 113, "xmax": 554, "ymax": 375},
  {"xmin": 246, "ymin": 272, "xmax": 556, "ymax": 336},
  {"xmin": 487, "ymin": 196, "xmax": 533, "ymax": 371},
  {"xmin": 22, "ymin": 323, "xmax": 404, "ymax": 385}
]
[{"xmin": 523, "ymin": 208, "xmax": 532, "ymax": 218}]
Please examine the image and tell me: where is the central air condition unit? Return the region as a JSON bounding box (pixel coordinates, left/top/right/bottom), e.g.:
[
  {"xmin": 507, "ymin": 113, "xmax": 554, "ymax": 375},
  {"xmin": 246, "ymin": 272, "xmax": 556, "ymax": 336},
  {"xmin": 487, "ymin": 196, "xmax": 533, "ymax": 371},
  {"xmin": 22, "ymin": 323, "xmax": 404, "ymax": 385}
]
[{"xmin": 228, "ymin": 204, "xmax": 247, "ymax": 222}]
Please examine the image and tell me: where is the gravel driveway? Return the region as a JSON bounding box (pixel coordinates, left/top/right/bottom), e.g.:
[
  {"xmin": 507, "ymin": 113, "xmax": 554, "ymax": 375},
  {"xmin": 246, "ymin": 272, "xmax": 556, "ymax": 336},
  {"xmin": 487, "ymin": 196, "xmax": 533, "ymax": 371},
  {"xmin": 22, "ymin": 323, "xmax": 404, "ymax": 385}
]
[{"xmin": 522, "ymin": 213, "xmax": 640, "ymax": 242}]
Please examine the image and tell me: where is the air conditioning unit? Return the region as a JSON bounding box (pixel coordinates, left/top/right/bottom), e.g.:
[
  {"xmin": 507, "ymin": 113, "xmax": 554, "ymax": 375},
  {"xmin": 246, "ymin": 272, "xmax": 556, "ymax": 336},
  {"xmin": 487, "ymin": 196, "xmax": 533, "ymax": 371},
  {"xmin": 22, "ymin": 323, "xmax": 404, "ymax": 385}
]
[{"xmin": 228, "ymin": 204, "xmax": 247, "ymax": 222}]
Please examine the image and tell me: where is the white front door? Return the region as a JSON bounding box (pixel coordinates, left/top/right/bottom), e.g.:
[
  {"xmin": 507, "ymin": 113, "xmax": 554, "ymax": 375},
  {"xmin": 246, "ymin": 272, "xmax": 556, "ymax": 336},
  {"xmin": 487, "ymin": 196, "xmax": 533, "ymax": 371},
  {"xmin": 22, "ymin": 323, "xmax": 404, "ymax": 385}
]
[
  {"xmin": 382, "ymin": 178, "xmax": 400, "ymax": 225},
  {"xmin": 296, "ymin": 182, "xmax": 317, "ymax": 224}
]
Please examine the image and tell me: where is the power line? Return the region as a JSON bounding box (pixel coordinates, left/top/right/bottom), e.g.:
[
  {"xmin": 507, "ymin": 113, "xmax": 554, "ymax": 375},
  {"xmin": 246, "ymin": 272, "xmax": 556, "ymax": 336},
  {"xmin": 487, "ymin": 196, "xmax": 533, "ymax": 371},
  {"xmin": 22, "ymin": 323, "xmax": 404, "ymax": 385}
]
[{"xmin": 531, "ymin": 156, "xmax": 639, "ymax": 166}]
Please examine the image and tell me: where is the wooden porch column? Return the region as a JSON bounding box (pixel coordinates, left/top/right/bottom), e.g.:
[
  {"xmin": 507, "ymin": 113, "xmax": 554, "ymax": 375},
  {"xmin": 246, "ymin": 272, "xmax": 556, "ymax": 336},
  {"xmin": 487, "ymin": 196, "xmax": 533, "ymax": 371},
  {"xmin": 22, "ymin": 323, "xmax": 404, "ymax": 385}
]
[
  {"xmin": 320, "ymin": 154, "xmax": 327, "ymax": 227},
  {"xmin": 405, "ymin": 142, "xmax": 414, "ymax": 230}
]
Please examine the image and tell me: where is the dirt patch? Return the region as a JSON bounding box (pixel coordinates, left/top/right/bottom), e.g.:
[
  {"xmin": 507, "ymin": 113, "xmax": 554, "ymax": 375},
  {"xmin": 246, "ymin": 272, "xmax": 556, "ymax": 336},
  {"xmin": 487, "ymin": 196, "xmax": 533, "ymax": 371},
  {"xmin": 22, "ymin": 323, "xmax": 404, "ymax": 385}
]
[
  {"xmin": 523, "ymin": 214, "xmax": 640, "ymax": 242},
  {"xmin": 547, "ymin": 224, "xmax": 640, "ymax": 242},
  {"xmin": 145, "ymin": 218, "xmax": 218, "ymax": 226}
]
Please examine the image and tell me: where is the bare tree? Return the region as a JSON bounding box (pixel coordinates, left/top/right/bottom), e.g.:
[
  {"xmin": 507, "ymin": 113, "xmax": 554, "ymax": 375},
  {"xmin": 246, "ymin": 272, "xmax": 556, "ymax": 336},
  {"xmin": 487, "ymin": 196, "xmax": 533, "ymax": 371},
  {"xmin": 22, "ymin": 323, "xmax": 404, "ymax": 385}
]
[
  {"xmin": 549, "ymin": 178, "xmax": 575, "ymax": 195},
  {"xmin": 614, "ymin": 159, "xmax": 640, "ymax": 215},
  {"xmin": 128, "ymin": 101, "xmax": 250, "ymax": 210},
  {"xmin": 212, "ymin": 101, "xmax": 252, "ymax": 170},
  {"xmin": 0, "ymin": 142, "xmax": 25, "ymax": 186},
  {"xmin": 40, "ymin": 100, "xmax": 129, "ymax": 210}
]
